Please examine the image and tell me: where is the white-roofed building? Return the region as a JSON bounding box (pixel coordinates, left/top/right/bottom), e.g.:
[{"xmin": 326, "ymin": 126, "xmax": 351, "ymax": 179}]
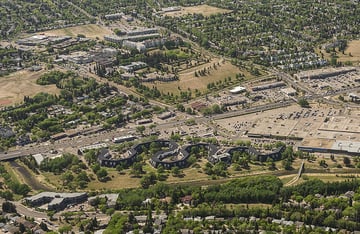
[
  {"xmin": 281, "ymin": 87, "xmax": 297, "ymax": 96},
  {"xmin": 32, "ymin": 154, "xmax": 44, "ymax": 166},
  {"xmin": 331, "ymin": 141, "xmax": 360, "ymax": 154},
  {"xmin": 229, "ymin": 86, "xmax": 246, "ymax": 94},
  {"xmin": 78, "ymin": 143, "xmax": 108, "ymax": 154}
]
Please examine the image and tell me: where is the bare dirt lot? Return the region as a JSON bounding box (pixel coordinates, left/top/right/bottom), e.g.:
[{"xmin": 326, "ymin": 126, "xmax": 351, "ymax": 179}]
[
  {"xmin": 0, "ymin": 69, "xmax": 60, "ymax": 106},
  {"xmin": 42, "ymin": 24, "xmax": 113, "ymax": 40},
  {"xmin": 164, "ymin": 4, "xmax": 232, "ymax": 17}
]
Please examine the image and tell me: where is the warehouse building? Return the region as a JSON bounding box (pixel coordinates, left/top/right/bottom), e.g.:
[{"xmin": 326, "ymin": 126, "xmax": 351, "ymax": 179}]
[{"xmin": 294, "ymin": 67, "xmax": 357, "ymax": 80}]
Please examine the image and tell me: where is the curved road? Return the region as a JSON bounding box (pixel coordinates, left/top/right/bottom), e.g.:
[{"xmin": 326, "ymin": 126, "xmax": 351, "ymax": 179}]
[{"xmin": 13, "ymin": 201, "xmax": 48, "ymax": 219}]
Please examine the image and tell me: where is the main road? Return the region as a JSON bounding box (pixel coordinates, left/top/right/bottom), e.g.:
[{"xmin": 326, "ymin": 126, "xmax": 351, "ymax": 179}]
[
  {"xmin": 1, "ymin": 83, "xmax": 359, "ymax": 161},
  {"xmin": 0, "ymin": 100, "xmax": 295, "ymax": 161}
]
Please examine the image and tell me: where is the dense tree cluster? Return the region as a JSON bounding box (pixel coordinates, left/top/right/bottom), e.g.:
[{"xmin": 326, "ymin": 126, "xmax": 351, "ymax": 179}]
[
  {"xmin": 0, "ymin": 0, "xmax": 91, "ymax": 39},
  {"xmin": 0, "ymin": 164, "xmax": 30, "ymax": 197},
  {"xmin": 40, "ymin": 153, "xmax": 80, "ymax": 174},
  {"xmin": 0, "ymin": 71, "xmax": 131, "ymax": 143},
  {"xmin": 157, "ymin": 0, "xmax": 360, "ymax": 69},
  {"xmin": 104, "ymin": 177, "xmax": 360, "ymax": 232}
]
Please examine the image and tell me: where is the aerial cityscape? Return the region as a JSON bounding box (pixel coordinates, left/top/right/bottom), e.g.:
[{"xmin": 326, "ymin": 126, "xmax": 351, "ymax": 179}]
[{"xmin": 0, "ymin": 0, "xmax": 360, "ymax": 233}]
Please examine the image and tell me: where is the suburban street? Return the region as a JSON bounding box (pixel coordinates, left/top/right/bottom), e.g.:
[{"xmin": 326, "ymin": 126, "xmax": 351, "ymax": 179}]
[{"xmin": 13, "ymin": 201, "xmax": 48, "ymax": 219}]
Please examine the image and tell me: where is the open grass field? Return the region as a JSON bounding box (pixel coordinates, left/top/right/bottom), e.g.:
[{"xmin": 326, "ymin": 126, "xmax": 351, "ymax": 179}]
[
  {"xmin": 42, "ymin": 24, "xmax": 112, "ymax": 40},
  {"xmin": 87, "ymin": 170, "xmax": 141, "ymax": 190},
  {"xmin": 144, "ymin": 59, "xmax": 250, "ymax": 95},
  {"xmin": 338, "ymin": 40, "xmax": 360, "ymax": 63},
  {"xmin": 0, "ymin": 69, "xmax": 60, "ymax": 106},
  {"xmin": 316, "ymin": 40, "xmax": 360, "ymax": 65},
  {"xmin": 164, "ymin": 4, "xmax": 232, "ymax": 17}
]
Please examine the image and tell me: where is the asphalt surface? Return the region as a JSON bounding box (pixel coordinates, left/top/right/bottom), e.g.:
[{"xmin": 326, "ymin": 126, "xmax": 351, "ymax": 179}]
[{"xmin": 13, "ymin": 201, "xmax": 48, "ymax": 219}]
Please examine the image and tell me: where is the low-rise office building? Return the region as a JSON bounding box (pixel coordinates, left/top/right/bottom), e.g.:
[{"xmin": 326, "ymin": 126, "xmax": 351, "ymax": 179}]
[{"xmin": 25, "ymin": 192, "xmax": 88, "ymax": 211}]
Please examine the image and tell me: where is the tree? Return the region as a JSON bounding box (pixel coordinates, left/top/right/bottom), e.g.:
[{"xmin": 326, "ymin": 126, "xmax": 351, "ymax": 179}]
[
  {"xmin": 84, "ymin": 150, "xmax": 97, "ymax": 165},
  {"xmin": 47, "ymin": 210, "xmax": 56, "ymax": 221},
  {"xmin": 343, "ymin": 157, "xmax": 351, "ymax": 166},
  {"xmin": 40, "ymin": 222, "xmax": 48, "ymax": 231},
  {"xmin": 298, "ymin": 98, "xmax": 310, "ymax": 108},
  {"xmin": 58, "ymin": 225, "xmax": 72, "ymax": 234},
  {"xmin": 91, "ymin": 163, "xmax": 101, "ymax": 173},
  {"xmin": 116, "ymin": 163, "xmax": 126, "ymax": 174},
  {"xmin": 143, "ymin": 207, "xmax": 154, "ymax": 233},
  {"xmin": 186, "ymin": 107, "xmax": 193, "ymax": 115},
  {"xmin": 0, "ymin": 190, "xmax": 14, "ymax": 200},
  {"xmin": 96, "ymin": 168, "xmax": 108, "ymax": 181},
  {"xmin": 61, "ymin": 171, "xmax": 74, "ymax": 186},
  {"xmin": 212, "ymin": 162, "xmax": 228, "ymax": 177},
  {"xmin": 157, "ymin": 165, "xmax": 165, "ymax": 174},
  {"xmin": 136, "ymin": 126, "xmax": 146, "ymax": 135},
  {"xmin": 130, "ymin": 162, "xmax": 144, "ymax": 177},
  {"xmin": 2, "ymin": 201, "xmax": 16, "ymax": 213},
  {"xmin": 19, "ymin": 223, "xmax": 26, "ymax": 233},
  {"xmin": 338, "ymin": 95, "xmax": 345, "ymax": 102},
  {"xmin": 7, "ymin": 182, "xmax": 30, "ymax": 196},
  {"xmin": 204, "ymin": 162, "xmax": 213, "ymax": 175},
  {"xmin": 171, "ymin": 166, "xmax": 181, "ymax": 177},
  {"xmin": 282, "ymin": 159, "xmax": 292, "ymax": 170},
  {"xmin": 176, "ymin": 104, "xmax": 185, "ymax": 112},
  {"xmin": 77, "ymin": 171, "xmax": 90, "ymax": 182},
  {"xmin": 212, "ymin": 104, "xmax": 222, "ymax": 114},
  {"xmin": 141, "ymin": 175, "xmax": 156, "ymax": 189}
]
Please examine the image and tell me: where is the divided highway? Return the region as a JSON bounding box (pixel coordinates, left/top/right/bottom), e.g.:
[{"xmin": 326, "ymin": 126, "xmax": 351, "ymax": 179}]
[{"xmin": 0, "ymin": 100, "xmax": 294, "ymax": 161}]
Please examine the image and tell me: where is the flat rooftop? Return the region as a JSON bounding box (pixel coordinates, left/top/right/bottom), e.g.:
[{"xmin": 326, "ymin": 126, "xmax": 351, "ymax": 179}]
[
  {"xmin": 300, "ymin": 138, "xmax": 335, "ymax": 149},
  {"xmin": 294, "ymin": 67, "xmax": 357, "ymax": 79},
  {"xmin": 331, "ymin": 140, "xmax": 360, "ymax": 153}
]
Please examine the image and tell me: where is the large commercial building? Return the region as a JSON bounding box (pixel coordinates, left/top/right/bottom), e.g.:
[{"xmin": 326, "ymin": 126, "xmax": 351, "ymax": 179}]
[
  {"xmin": 298, "ymin": 139, "xmax": 360, "ymax": 156},
  {"xmin": 113, "ymin": 135, "xmax": 137, "ymax": 143},
  {"xmin": 294, "ymin": 67, "xmax": 357, "ymax": 80},
  {"xmin": 25, "ymin": 192, "xmax": 88, "ymax": 211},
  {"xmin": 251, "ymin": 81, "xmax": 286, "ymax": 91},
  {"xmin": 104, "ymin": 13, "xmax": 124, "ymax": 20},
  {"xmin": 126, "ymin": 28, "xmax": 158, "ymax": 36},
  {"xmin": 78, "ymin": 143, "xmax": 108, "ymax": 154},
  {"xmin": 104, "ymin": 28, "xmax": 160, "ymax": 44},
  {"xmin": 161, "ymin": 6, "xmax": 181, "ymax": 13}
]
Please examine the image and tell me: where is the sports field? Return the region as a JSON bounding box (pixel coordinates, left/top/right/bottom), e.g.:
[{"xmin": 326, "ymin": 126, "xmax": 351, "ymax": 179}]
[
  {"xmin": 144, "ymin": 58, "xmax": 250, "ymax": 95},
  {"xmin": 42, "ymin": 24, "xmax": 112, "ymax": 39},
  {"xmin": 164, "ymin": 4, "xmax": 232, "ymax": 17}
]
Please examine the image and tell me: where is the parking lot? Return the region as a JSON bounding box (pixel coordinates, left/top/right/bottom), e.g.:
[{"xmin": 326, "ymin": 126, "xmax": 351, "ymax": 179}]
[
  {"xmin": 216, "ymin": 103, "xmax": 360, "ymax": 145},
  {"xmin": 300, "ymin": 70, "xmax": 360, "ymax": 95}
]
